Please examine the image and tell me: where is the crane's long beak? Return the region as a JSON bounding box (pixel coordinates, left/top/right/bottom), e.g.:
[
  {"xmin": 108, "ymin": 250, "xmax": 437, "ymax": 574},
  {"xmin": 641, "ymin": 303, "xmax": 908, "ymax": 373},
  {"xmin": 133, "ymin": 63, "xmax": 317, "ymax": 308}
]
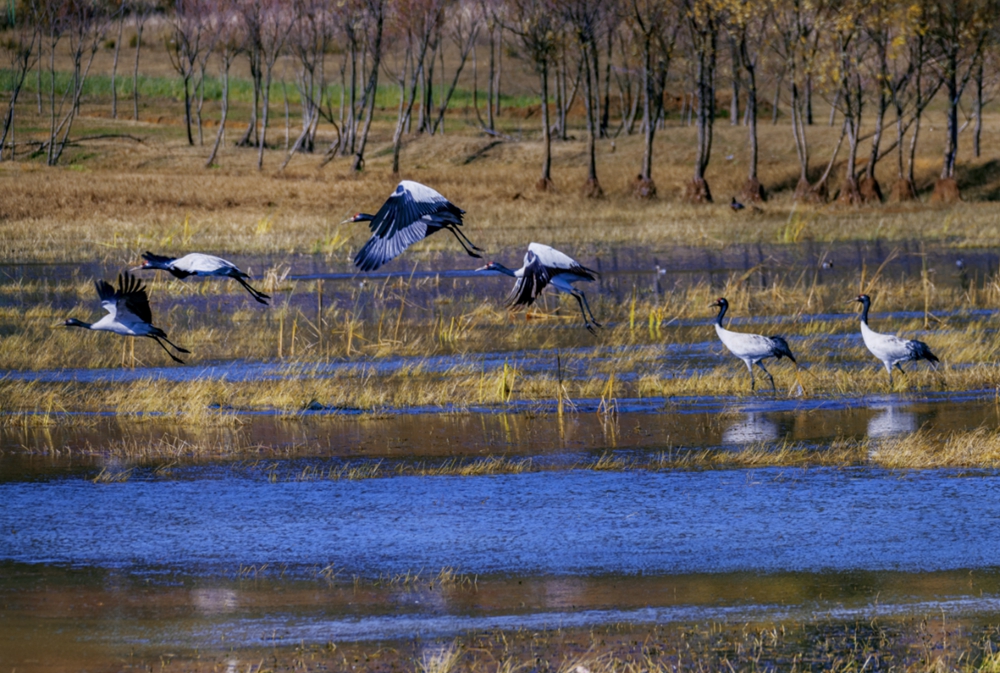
[
  {"xmin": 339, "ymin": 217, "xmax": 354, "ymax": 225},
  {"xmin": 475, "ymin": 264, "xmax": 491, "ymax": 272}
]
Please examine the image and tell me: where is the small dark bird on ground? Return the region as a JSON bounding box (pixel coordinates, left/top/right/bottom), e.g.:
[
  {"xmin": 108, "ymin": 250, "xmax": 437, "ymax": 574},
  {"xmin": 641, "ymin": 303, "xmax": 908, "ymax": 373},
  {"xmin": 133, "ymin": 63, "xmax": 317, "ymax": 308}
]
[{"xmin": 730, "ymin": 197, "xmax": 745, "ymax": 211}]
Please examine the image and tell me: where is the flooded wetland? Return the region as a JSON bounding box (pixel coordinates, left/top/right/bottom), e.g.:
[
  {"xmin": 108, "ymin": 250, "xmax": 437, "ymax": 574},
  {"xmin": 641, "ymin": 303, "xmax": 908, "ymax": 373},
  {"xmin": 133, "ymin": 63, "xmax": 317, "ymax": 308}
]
[{"xmin": 5, "ymin": 240, "xmax": 1000, "ymax": 671}]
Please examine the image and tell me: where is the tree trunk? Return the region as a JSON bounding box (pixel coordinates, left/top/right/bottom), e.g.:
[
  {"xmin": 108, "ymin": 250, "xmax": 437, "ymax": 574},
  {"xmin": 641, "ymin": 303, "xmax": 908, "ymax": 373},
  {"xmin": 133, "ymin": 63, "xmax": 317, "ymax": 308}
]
[
  {"xmin": 352, "ymin": 7, "xmax": 384, "ymax": 172},
  {"xmin": 432, "ymin": 27, "xmax": 478, "ymax": 135},
  {"xmin": 941, "ymin": 51, "xmax": 958, "ymax": 180},
  {"xmin": 739, "ymin": 45, "xmax": 763, "ymax": 203},
  {"xmin": 537, "ymin": 59, "xmax": 554, "ymax": 191},
  {"xmin": 132, "ymin": 20, "xmax": 144, "ymax": 120},
  {"xmin": 257, "ymin": 66, "xmax": 272, "ymax": 169},
  {"xmin": 805, "ymin": 73, "xmax": 813, "ymax": 125},
  {"xmin": 494, "ymin": 25, "xmax": 502, "ymax": 117},
  {"xmin": 393, "ymin": 35, "xmax": 432, "ymax": 175},
  {"xmin": 600, "ymin": 27, "xmax": 612, "ymax": 137},
  {"xmin": 581, "ymin": 42, "xmax": 602, "ymax": 198},
  {"xmin": 974, "ymin": 59, "xmax": 983, "ymax": 158},
  {"xmin": 933, "ymin": 49, "xmax": 960, "ymax": 203},
  {"xmin": 487, "ymin": 23, "xmax": 495, "ymax": 130},
  {"xmin": 111, "ymin": 13, "xmax": 123, "ymax": 119},
  {"xmin": 344, "ymin": 36, "xmax": 357, "ymax": 154},
  {"xmin": 771, "ymin": 76, "xmax": 780, "ymax": 124},
  {"xmin": 686, "ymin": 22, "xmax": 715, "ymax": 203},
  {"xmin": 183, "ymin": 74, "xmax": 194, "ymax": 145},
  {"xmin": 634, "ymin": 30, "xmax": 655, "ymax": 199},
  {"xmin": 206, "ymin": 55, "xmax": 230, "ymax": 167},
  {"xmin": 729, "ymin": 37, "xmax": 739, "ymax": 125}
]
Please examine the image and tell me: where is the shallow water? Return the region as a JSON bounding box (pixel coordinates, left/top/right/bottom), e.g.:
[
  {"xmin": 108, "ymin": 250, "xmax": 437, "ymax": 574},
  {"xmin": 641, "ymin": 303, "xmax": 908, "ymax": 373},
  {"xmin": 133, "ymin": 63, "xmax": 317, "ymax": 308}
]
[
  {"xmin": 4, "ymin": 463, "xmax": 1000, "ymax": 577},
  {"xmin": 5, "ymin": 241, "xmax": 1000, "ymax": 668}
]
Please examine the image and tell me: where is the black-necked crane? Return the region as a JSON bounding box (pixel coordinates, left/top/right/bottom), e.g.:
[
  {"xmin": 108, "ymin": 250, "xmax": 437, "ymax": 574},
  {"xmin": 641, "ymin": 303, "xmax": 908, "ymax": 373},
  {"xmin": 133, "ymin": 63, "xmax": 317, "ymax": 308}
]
[
  {"xmin": 133, "ymin": 252, "xmax": 270, "ymax": 305},
  {"xmin": 62, "ymin": 272, "xmax": 190, "ymax": 364},
  {"xmin": 344, "ymin": 180, "xmax": 483, "ymax": 271},
  {"xmin": 476, "ymin": 242, "xmax": 601, "ymax": 334},
  {"xmin": 853, "ymin": 294, "xmax": 939, "ymax": 384},
  {"xmin": 711, "ymin": 297, "xmax": 797, "ymax": 392}
]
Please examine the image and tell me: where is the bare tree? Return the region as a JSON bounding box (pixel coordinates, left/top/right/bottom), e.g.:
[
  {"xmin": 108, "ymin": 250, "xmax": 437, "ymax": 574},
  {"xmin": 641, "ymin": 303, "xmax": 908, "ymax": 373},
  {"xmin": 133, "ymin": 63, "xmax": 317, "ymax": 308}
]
[
  {"xmin": 626, "ymin": 0, "xmax": 677, "ymax": 198},
  {"xmin": 431, "ymin": 4, "xmax": 479, "ymax": 134},
  {"xmin": 828, "ymin": 2, "xmax": 865, "ymax": 205},
  {"xmin": 167, "ymin": 0, "xmax": 208, "ymax": 146},
  {"xmin": 926, "ymin": 0, "xmax": 996, "ymax": 202},
  {"xmin": 970, "ymin": 44, "xmax": 1000, "ymax": 160},
  {"xmin": 347, "ymin": 0, "xmax": 386, "ymax": 171},
  {"xmin": 727, "ymin": 0, "xmax": 769, "ymax": 202},
  {"xmin": 253, "ymin": 0, "xmax": 294, "ymax": 169},
  {"xmin": 885, "ymin": 20, "xmax": 941, "ymax": 202},
  {"xmin": 389, "ymin": 0, "xmax": 444, "ymax": 173},
  {"xmin": 235, "ymin": 0, "xmax": 264, "ymax": 147},
  {"xmin": 771, "ymin": 0, "xmax": 829, "ymax": 201},
  {"xmin": 857, "ymin": 0, "xmax": 891, "ymax": 203},
  {"xmin": 45, "ymin": 0, "xmax": 111, "ymax": 166},
  {"xmin": 682, "ymin": 0, "xmax": 720, "ymax": 203},
  {"xmin": 279, "ymin": 0, "xmax": 336, "ymax": 170},
  {"xmin": 131, "ymin": 0, "xmax": 154, "ymax": 121},
  {"xmin": 205, "ymin": 0, "xmax": 243, "ymax": 166},
  {"xmin": 0, "ymin": 0, "xmax": 40, "ymax": 161},
  {"xmin": 562, "ymin": 0, "xmax": 609, "ymax": 197},
  {"xmin": 507, "ymin": 0, "xmax": 561, "ymax": 189},
  {"xmin": 110, "ymin": 0, "xmax": 125, "ymax": 118}
]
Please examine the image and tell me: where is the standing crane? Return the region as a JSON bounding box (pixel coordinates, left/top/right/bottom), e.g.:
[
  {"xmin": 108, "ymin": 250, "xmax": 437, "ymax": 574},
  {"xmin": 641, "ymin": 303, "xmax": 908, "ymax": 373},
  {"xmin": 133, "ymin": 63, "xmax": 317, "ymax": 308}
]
[
  {"xmin": 476, "ymin": 243, "xmax": 601, "ymax": 333},
  {"xmin": 853, "ymin": 294, "xmax": 939, "ymax": 384},
  {"xmin": 711, "ymin": 297, "xmax": 797, "ymax": 392},
  {"xmin": 345, "ymin": 180, "xmax": 483, "ymax": 271},
  {"xmin": 133, "ymin": 252, "xmax": 270, "ymax": 304},
  {"xmin": 62, "ymin": 272, "xmax": 190, "ymax": 364}
]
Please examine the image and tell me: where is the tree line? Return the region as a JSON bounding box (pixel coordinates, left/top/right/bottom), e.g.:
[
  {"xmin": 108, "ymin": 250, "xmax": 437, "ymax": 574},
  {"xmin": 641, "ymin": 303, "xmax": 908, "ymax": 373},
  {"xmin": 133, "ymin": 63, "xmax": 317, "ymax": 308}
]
[{"xmin": 1, "ymin": 0, "xmax": 998, "ymax": 203}]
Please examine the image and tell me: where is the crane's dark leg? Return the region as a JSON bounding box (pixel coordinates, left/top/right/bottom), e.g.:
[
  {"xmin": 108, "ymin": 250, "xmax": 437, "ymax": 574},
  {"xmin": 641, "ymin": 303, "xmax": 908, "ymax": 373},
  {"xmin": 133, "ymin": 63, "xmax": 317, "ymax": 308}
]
[
  {"xmin": 746, "ymin": 362, "xmax": 755, "ymax": 391},
  {"xmin": 157, "ymin": 335, "xmax": 190, "ymax": 355},
  {"xmin": 570, "ymin": 290, "xmax": 598, "ymax": 334},
  {"xmin": 449, "ymin": 224, "xmax": 484, "ymax": 252},
  {"xmin": 234, "ymin": 276, "xmax": 270, "ymax": 304},
  {"xmin": 444, "ymin": 225, "xmax": 484, "ymax": 257},
  {"xmin": 757, "ymin": 360, "xmax": 776, "ymax": 393},
  {"xmin": 896, "ymin": 362, "xmax": 906, "ymax": 375},
  {"xmin": 577, "ymin": 290, "xmax": 601, "ymax": 327},
  {"xmin": 151, "ymin": 337, "xmax": 186, "ymax": 364}
]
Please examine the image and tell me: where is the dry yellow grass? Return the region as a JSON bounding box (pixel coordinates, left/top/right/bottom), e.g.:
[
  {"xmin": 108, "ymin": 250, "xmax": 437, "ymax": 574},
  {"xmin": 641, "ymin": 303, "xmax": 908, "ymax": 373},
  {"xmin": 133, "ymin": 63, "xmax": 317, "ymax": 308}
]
[{"xmin": 5, "ymin": 104, "xmax": 1000, "ymax": 263}]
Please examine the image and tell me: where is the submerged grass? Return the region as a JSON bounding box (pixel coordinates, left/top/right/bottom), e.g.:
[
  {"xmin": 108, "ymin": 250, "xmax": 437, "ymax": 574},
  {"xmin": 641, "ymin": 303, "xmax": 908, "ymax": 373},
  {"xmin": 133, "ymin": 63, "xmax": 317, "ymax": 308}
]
[{"xmin": 39, "ymin": 428, "xmax": 1000, "ymax": 472}]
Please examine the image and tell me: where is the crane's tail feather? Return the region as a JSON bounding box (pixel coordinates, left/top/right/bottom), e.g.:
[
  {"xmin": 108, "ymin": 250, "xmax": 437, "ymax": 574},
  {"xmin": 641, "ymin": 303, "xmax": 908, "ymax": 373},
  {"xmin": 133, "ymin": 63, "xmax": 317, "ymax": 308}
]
[
  {"xmin": 768, "ymin": 335, "xmax": 797, "ymax": 363},
  {"xmin": 909, "ymin": 339, "xmax": 939, "ymax": 363}
]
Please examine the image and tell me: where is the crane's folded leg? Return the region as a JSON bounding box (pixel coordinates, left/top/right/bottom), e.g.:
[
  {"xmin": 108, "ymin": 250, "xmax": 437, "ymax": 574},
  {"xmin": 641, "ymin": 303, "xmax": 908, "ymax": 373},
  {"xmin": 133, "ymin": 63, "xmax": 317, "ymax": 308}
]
[
  {"xmin": 445, "ymin": 226, "xmax": 483, "ymax": 258},
  {"xmin": 151, "ymin": 337, "xmax": 186, "ymax": 364},
  {"xmin": 234, "ymin": 276, "xmax": 270, "ymax": 305}
]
